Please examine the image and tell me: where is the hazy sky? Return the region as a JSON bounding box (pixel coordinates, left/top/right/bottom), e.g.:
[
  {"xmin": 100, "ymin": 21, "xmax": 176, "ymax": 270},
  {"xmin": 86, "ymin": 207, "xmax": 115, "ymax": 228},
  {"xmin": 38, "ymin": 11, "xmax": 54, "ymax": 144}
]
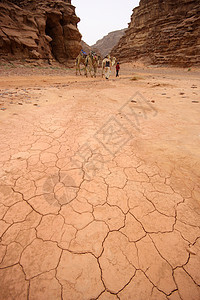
[{"xmin": 72, "ymin": 0, "xmax": 140, "ymax": 46}]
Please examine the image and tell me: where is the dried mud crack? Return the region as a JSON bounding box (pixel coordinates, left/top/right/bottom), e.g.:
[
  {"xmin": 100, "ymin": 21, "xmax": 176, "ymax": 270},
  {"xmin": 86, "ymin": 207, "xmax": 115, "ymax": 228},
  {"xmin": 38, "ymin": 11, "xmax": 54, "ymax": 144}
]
[{"xmin": 0, "ymin": 65, "xmax": 200, "ymax": 300}]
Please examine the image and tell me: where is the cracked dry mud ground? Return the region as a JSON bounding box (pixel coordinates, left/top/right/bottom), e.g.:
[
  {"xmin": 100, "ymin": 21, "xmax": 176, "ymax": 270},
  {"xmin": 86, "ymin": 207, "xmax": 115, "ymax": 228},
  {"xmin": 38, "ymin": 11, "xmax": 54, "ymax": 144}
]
[{"xmin": 0, "ymin": 66, "xmax": 200, "ymax": 300}]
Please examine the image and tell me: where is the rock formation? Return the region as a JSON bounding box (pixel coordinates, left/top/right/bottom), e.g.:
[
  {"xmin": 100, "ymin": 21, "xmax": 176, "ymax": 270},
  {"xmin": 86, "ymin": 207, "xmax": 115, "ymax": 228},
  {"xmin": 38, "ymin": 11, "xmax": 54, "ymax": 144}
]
[
  {"xmin": 92, "ymin": 29, "xmax": 126, "ymax": 58},
  {"xmin": 0, "ymin": 0, "xmax": 82, "ymax": 63},
  {"xmin": 111, "ymin": 0, "xmax": 200, "ymax": 66}
]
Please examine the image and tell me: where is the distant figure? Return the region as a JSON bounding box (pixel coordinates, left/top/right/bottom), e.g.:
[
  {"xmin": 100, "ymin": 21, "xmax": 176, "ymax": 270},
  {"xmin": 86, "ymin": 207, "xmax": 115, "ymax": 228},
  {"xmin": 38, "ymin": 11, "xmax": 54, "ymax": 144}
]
[
  {"xmin": 103, "ymin": 55, "xmax": 112, "ymax": 80},
  {"xmin": 81, "ymin": 49, "xmax": 87, "ymax": 57},
  {"xmin": 116, "ymin": 62, "xmax": 120, "ymax": 77},
  {"xmin": 90, "ymin": 50, "xmax": 96, "ymax": 57}
]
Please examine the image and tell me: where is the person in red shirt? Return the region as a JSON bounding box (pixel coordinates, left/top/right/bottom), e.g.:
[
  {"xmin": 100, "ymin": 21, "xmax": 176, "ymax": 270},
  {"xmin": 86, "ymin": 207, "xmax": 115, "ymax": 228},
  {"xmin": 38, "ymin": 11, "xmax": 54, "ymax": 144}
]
[{"xmin": 116, "ymin": 62, "xmax": 120, "ymax": 77}]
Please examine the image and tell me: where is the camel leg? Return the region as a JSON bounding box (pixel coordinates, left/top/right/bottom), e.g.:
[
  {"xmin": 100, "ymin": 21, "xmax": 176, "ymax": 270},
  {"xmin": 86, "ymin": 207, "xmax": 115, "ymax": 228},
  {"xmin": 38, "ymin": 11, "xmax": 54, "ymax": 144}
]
[
  {"xmin": 76, "ymin": 64, "xmax": 80, "ymax": 75},
  {"xmin": 94, "ymin": 66, "xmax": 97, "ymax": 78},
  {"xmin": 79, "ymin": 64, "xmax": 82, "ymax": 75},
  {"xmin": 91, "ymin": 65, "xmax": 94, "ymax": 78},
  {"xmin": 77, "ymin": 66, "xmax": 81, "ymax": 75},
  {"xmin": 88, "ymin": 64, "xmax": 92, "ymax": 77},
  {"xmin": 85, "ymin": 66, "xmax": 88, "ymax": 77},
  {"xmin": 84, "ymin": 65, "xmax": 87, "ymax": 76},
  {"xmin": 90, "ymin": 66, "xmax": 93, "ymax": 78}
]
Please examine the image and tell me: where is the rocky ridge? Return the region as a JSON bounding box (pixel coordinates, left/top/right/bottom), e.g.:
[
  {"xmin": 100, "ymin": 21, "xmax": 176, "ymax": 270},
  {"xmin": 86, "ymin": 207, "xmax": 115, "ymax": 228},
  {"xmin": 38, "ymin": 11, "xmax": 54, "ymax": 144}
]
[
  {"xmin": 92, "ymin": 29, "xmax": 126, "ymax": 58},
  {"xmin": 0, "ymin": 0, "xmax": 82, "ymax": 63},
  {"xmin": 111, "ymin": 0, "xmax": 200, "ymax": 66}
]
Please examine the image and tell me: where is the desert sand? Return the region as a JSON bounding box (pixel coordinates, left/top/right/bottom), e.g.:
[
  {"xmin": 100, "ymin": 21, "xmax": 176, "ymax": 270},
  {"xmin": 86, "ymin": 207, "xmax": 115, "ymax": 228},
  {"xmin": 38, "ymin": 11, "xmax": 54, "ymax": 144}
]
[{"xmin": 0, "ymin": 62, "xmax": 200, "ymax": 299}]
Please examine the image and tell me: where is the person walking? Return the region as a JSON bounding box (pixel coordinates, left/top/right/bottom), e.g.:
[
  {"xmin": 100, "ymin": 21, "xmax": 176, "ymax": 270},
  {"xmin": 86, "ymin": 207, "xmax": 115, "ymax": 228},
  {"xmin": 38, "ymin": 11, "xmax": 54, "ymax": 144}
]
[
  {"xmin": 116, "ymin": 62, "xmax": 120, "ymax": 77},
  {"xmin": 104, "ymin": 55, "xmax": 112, "ymax": 80}
]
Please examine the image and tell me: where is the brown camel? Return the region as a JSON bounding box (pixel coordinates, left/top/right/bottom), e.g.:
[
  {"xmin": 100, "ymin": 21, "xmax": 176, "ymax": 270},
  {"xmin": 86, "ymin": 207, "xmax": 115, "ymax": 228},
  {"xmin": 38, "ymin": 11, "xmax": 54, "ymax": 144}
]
[
  {"xmin": 75, "ymin": 53, "xmax": 87, "ymax": 76},
  {"xmin": 76, "ymin": 51, "xmax": 100, "ymax": 77},
  {"xmin": 86, "ymin": 52, "xmax": 100, "ymax": 78}
]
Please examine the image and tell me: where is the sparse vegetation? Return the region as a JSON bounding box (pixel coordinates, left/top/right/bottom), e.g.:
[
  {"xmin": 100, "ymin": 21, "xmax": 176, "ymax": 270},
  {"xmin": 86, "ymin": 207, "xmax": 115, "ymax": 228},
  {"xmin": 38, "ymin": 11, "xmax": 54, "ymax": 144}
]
[{"xmin": 130, "ymin": 76, "xmax": 143, "ymax": 81}]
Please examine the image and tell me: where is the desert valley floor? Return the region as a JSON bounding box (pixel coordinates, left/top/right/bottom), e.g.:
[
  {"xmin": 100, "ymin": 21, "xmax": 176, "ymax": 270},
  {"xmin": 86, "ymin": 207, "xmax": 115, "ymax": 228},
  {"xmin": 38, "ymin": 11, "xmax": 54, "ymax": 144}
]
[{"xmin": 0, "ymin": 63, "xmax": 200, "ymax": 300}]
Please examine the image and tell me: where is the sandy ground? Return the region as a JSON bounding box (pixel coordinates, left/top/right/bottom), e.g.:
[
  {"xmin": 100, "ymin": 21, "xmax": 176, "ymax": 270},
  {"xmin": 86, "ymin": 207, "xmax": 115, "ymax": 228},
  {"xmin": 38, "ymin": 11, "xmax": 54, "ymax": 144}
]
[{"xmin": 0, "ymin": 62, "xmax": 200, "ymax": 299}]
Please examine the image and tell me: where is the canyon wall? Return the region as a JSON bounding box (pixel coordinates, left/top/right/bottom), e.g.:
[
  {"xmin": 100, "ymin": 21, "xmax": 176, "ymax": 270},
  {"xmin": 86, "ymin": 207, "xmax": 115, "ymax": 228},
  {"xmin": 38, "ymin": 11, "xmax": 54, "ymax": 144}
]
[
  {"xmin": 111, "ymin": 0, "xmax": 200, "ymax": 66},
  {"xmin": 0, "ymin": 0, "xmax": 82, "ymax": 63},
  {"xmin": 92, "ymin": 29, "xmax": 126, "ymax": 58}
]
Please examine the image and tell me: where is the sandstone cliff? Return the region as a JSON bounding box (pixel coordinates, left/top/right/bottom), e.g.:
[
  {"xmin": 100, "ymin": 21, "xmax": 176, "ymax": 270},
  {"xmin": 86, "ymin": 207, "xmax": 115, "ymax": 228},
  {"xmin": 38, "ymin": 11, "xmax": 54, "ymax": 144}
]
[
  {"xmin": 92, "ymin": 29, "xmax": 126, "ymax": 58},
  {"xmin": 0, "ymin": 0, "xmax": 82, "ymax": 63},
  {"xmin": 111, "ymin": 0, "xmax": 200, "ymax": 66}
]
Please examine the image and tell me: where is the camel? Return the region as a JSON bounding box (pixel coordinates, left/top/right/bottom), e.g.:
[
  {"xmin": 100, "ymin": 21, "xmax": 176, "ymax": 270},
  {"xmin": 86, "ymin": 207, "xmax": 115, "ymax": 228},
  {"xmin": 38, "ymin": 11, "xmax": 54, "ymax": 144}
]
[
  {"xmin": 86, "ymin": 53, "xmax": 100, "ymax": 78},
  {"xmin": 111, "ymin": 56, "xmax": 116, "ymax": 66},
  {"xmin": 75, "ymin": 53, "xmax": 87, "ymax": 76},
  {"xmin": 102, "ymin": 56, "xmax": 116, "ymax": 77},
  {"xmin": 76, "ymin": 52, "xmax": 100, "ymax": 77}
]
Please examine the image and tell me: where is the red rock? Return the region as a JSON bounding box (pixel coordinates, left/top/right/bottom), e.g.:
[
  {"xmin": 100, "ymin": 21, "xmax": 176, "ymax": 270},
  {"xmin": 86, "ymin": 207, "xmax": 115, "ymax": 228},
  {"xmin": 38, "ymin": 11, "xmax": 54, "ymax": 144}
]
[
  {"xmin": 111, "ymin": 0, "xmax": 200, "ymax": 66},
  {"xmin": 0, "ymin": 0, "xmax": 82, "ymax": 63}
]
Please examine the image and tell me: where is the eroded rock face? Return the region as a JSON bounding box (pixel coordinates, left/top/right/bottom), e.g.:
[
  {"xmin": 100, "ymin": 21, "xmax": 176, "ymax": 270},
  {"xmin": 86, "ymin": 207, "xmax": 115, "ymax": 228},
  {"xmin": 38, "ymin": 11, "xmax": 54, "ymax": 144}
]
[
  {"xmin": 0, "ymin": 0, "xmax": 82, "ymax": 63},
  {"xmin": 92, "ymin": 29, "xmax": 126, "ymax": 58},
  {"xmin": 111, "ymin": 0, "xmax": 200, "ymax": 66}
]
